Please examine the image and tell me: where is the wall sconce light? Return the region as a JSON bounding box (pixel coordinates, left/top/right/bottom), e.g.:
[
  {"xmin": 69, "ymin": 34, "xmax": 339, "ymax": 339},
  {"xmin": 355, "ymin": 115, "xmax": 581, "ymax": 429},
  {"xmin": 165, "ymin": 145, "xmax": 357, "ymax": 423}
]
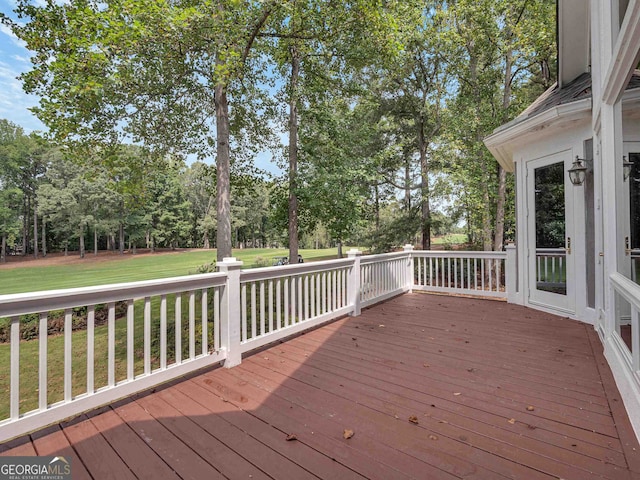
[
  {"xmin": 568, "ymin": 156, "xmax": 587, "ymax": 186},
  {"xmin": 623, "ymin": 155, "xmax": 634, "ymax": 181}
]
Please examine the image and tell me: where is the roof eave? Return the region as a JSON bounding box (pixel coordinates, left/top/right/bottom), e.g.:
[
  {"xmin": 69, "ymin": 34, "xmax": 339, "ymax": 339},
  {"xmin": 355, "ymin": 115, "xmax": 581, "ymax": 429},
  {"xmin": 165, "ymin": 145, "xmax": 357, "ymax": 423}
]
[{"xmin": 484, "ymin": 98, "xmax": 591, "ymax": 172}]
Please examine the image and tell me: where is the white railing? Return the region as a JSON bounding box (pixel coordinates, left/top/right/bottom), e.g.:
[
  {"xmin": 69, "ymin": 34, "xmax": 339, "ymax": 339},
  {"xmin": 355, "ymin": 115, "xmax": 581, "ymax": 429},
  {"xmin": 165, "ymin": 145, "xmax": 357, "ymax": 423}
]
[
  {"xmin": 0, "ymin": 246, "xmax": 516, "ymax": 442},
  {"xmin": 412, "ymin": 251, "xmax": 507, "ymax": 298},
  {"xmin": 0, "ymin": 273, "xmax": 227, "ymax": 442},
  {"xmin": 609, "ymin": 273, "xmax": 640, "ymax": 373},
  {"xmin": 536, "ymin": 248, "xmax": 566, "ymax": 288},
  {"xmin": 360, "ymin": 252, "xmax": 412, "ymax": 308},
  {"xmin": 238, "ymin": 259, "xmax": 354, "ymax": 353}
]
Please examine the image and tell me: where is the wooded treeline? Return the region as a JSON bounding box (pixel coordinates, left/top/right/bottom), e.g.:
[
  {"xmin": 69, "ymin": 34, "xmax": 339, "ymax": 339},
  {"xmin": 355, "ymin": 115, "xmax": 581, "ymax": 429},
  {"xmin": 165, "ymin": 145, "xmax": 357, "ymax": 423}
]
[{"xmin": 0, "ymin": 0, "xmax": 556, "ymax": 262}]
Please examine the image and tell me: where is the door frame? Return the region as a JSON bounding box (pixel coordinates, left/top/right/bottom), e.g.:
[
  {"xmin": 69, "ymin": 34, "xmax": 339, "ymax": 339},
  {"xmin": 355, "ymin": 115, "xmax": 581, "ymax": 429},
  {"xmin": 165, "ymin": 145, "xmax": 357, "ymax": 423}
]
[{"xmin": 526, "ymin": 150, "xmax": 576, "ymax": 314}]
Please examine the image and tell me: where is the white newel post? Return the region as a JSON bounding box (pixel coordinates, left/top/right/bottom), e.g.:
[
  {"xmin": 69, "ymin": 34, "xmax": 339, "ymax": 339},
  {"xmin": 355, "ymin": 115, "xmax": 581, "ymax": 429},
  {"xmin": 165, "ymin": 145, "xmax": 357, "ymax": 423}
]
[
  {"xmin": 403, "ymin": 245, "xmax": 414, "ymax": 292},
  {"xmin": 218, "ymin": 257, "xmax": 243, "ymax": 368},
  {"xmin": 505, "ymin": 243, "xmax": 519, "ymax": 304},
  {"xmin": 347, "ymin": 249, "xmax": 362, "ymax": 316}
]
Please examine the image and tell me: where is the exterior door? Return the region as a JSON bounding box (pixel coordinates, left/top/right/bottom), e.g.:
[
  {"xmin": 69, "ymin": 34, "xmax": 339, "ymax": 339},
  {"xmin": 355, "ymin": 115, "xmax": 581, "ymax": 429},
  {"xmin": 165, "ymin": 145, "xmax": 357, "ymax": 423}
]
[
  {"xmin": 624, "ymin": 143, "xmax": 640, "ymax": 285},
  {"xmin": 527, "ymin": 151, "xmax": 575, "ymax": 313}
]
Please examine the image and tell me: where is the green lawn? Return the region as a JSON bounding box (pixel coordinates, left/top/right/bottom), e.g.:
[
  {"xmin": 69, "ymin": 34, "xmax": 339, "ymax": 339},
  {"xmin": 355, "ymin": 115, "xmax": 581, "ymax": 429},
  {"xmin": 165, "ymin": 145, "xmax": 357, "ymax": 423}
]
[
  {"xmin": 0, "ymin": 247, "xmax": 352, "ymax": 420},
  {"xmin": 431, "ymin": 234, "xmax": 467, "ymax": 245},
  {"xmin": 0, "ymin": 247, "xmax": 347, "ymax": 295}
]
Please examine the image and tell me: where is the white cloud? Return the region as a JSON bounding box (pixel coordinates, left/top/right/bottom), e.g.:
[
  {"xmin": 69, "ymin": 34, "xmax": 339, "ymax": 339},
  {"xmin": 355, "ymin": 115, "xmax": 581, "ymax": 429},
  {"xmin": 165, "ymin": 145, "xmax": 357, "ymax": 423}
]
[
  {"xmin": 0, "ymin": 23, "xmax": 26, "ymax": 48},
  {"xmin": 12, "ymin": 54, "xmax": 29, "ymax": 63}
]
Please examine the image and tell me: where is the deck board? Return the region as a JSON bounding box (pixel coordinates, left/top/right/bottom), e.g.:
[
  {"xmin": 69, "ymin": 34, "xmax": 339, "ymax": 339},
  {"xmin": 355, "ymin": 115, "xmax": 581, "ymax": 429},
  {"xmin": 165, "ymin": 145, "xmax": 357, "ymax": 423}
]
[{"xmin": 1, "ymin": 293, "xmax": 640, "ymax": 479}]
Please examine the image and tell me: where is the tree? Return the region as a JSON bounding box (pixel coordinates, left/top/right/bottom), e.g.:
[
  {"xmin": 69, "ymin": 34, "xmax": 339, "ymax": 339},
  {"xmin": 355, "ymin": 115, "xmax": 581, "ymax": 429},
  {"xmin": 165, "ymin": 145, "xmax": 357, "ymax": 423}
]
[{"xmin": 5, "ymin": 0, "xmax": 282, "ymax": 261}]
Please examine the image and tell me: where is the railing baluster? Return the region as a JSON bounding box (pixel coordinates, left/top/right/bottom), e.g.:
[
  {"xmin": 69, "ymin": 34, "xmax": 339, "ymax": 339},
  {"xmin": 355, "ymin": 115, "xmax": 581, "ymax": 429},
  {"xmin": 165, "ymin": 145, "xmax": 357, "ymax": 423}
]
[
  {"xmin": 189, "ymin": 292, "xmax": 195, "ymax": 360},
  {"xmin": 268, "ymin": 280, "xmax": 274, "ymax": 333},
  {"xmin": 298, "ymin": 275, "xmax": 303, "ymax": 320},
  {"xmin": 175, "ymin": 293, "xmax": 182, "ymax": 364},
  {"xmin": 144, "ymin": 297, "xmax": 152, "ymax": 373},
  {"xmin": 290, "ymin": 276, "xmax": 296, "ymax": 325},
  {"xmin": 320, "ymin": 272, "xmax": 325, "ymax": 314},
  {"xmin": 260, "ymin": 281, "xmax": 266, "ymax": 336},
  {"xmin": 87, "ymin": 306, "xmax": 95, "ymax": 393},
  {"xmin": 284, "ymin": 277, "xmax": 289, "ymax": 326},
  {"xmin": 251, "ymin": 282, "xmax": 257, "ymax": 338},
  {"xmin": 161, "ymin": 295, "xmax": 167, "ymax": 369},
  {"xmin": 106, "ymin": 304, "xmax": 115, "ymax": 386},
  {"xmin": 332, "ymin": 270, "xmax": 337, "ymax": 311},
  {"xmin": 65, "ymin": 308, "xmax": 73, "ymax": 400},
  {"xmin": 241, "ymin": 283, "xmax": 247, "ymax": 341},
  {"xmin": 126, "ymin": 300, "xmax": 134, "ymax": 380},
  {"xmin": 214, "ymin": 288, "xmax": 220, "ymax": 352},
  {"xmin": 304, "ymin": 275, "xmax": 310, "ymax": 319},
  {"xmin": 276, "ymin": 279, "xmax": 282, "ymax": 329},
  {"xmin": 201, "ymin": 289, "xmax": 208, "ymax": 355},
  {"xmin": 38, "ymin": 313, "xmax": 47, "ymax": 411},
  {"xmin": 454, "ymin": 259, "xmax": 458, "ymax": 289},
  {"xmin": 11, "ymin": 316, "xmax": 20, "ymax": 419},
  {"xmin": 311, "ymin": 273, "xmax": 317, "ymax": 317}
]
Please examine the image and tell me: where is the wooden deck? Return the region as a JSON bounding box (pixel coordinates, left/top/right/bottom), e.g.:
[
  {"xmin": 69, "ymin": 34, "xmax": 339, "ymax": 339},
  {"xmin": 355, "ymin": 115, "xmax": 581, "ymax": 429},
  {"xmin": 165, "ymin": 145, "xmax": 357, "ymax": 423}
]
[{"xmin": 2, "ymin": 293, "xmax": 640, "ymax": 479}]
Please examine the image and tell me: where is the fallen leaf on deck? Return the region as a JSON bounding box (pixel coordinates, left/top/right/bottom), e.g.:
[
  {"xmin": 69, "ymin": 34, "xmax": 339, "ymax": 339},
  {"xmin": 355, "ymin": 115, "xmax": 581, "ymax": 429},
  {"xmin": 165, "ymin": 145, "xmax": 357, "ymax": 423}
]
[
  {"xmin": 453, "ymin": 392, "xmax": 461, "ymax": 396},
  {"xmin": 508, "ymin": 418, "xmax": 516, "ymax": 424},
  {"xmin": 429, "ymin": 434, "xmax": 438, "ymax": 440},
  {"xmin": 408, "ymin": 415, "xmax": 419, "ymax": 424},
  {"xmin": 526, "ymin": 406, "xmax": 535, "ymax": 411},
  {"xmin": 423, "ymin": 363, "xmax": 430, "ymax": 367},
  {"xmin": 343, "ymin": 429, "xmax": 355, "ymax": 439},
  {"xmin": 379, "ymin": 324, "xmax": 385, "ymax": 328},
  {"xmin": 286, "ymin": 434, "xmax": 298, "ymax": 441}
]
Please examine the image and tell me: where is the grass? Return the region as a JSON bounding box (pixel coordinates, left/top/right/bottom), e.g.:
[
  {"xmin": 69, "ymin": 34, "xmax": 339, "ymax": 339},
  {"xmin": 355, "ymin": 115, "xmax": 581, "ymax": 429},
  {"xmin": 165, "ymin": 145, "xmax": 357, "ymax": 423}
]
[
  {"xmin": 431, "ymin": 234, "xmax": 467, "ymax": 246},
  {"xmin": 0, "ymin": 247, "xmax": 347, "ymax": 295},
  {"xmin": 0, "ymin": 247, "xmax": 353, "ymax": 420}
]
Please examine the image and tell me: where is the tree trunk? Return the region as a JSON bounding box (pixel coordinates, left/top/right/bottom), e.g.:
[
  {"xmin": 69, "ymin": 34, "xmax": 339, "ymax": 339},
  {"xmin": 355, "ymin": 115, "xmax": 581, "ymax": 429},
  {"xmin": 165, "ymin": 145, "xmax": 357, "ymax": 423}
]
[
  {"xmin": 337, "ymin": 240, "xmax": 343, "ymax": 258},
  {"xmin": 64, "ymin": 241, "xmax": 68, "ymax": 256},
  {"xmin": 94, "ymin": 226, "xmax": 98, "ymax": 255},
  {"xmin": 33, "ymin": 204, "xmax": 38, "ymax": 259},
  {"xmin": 79, "ymin": 225, "xmax": 85, "ymax": 258},
  {"xmin": 404, "ymin": 159, "xmax": 411, "ymax": 210},
  {"xmin": 494, "ymin": 166, "xmax": 507, "ymax": 251},
  {"xmin": 119, "ymin": 223, "xmax": 125, "ymax": 255},
  {"xmin": 374, "ymin": 184, "xmax": 380, "ymax": 233},
  {"xmin": 1, "ymin": 235, "xmax": 5, "ymax": 263},
  {"xmin": 288, "ymin": 45, "xmax": 300, "ymax": 264},
  {"xmin": 215, "ymin": 76, "xmax": 232, "ymax": 261},
  {"xmin": 203, "ymin": 232, "xmax": 210, "ymax": 249},
  {"xmin": 418, "ymin": 121, "xmax": 431, "ymax": 251},
  {"xmin": 42, "ymin": 218, "xmax": 46, "ymax": 257},
  {"xmin": 494, "ymin": 39, "xmax": 514, "ymax": 253},
  {"xmin": 22, "ymin": 195, "xmax": 28, "ymax": 256}
]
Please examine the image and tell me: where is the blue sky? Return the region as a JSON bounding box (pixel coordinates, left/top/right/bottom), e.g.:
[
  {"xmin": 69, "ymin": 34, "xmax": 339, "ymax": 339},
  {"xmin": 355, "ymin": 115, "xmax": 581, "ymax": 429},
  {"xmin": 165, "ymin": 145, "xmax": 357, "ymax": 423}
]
[
  {"xmin": 0, "ymin": 2, "xmax": 283, "ymax": 175},
  {"xmin": 0, "ymin": 0, "xmax": 46, "ymax": 133}
]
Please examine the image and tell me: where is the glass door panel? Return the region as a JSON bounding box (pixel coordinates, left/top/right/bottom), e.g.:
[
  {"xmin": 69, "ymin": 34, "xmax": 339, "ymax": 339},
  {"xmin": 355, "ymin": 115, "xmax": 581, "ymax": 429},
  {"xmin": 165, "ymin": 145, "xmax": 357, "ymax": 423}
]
[{"xmin": 534, "ymin": 162, "xmax": 566, "ymax": 295}]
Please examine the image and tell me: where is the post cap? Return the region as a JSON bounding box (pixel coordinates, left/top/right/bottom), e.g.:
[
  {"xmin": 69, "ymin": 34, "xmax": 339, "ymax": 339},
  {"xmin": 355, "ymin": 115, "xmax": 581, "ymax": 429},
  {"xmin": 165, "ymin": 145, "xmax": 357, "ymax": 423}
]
[
  {"xmin": 347, "ymin": 249, "xmax": 362, "ymax": 257},
  {"xmin": 403, "ymin": 244, "xmax": 414, "ymax": 251}
]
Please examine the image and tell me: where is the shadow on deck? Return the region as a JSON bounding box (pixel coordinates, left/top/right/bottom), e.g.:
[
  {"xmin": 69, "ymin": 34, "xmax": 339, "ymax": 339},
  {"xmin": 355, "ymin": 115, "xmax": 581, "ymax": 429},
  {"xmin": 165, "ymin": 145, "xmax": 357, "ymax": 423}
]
[{"xmin": 2, "ymin": 293, "xmax": 640, "ymax": 479}]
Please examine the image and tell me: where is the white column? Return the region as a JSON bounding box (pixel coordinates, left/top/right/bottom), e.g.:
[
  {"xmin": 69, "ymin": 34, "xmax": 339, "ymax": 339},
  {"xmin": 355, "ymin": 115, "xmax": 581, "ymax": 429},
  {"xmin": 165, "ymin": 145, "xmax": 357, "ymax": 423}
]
[
  {"xmin": 218, "ymin": 257, "xmax": 243, "ymax": 368},
  {"xmin": 403, "ymin": 244, "xmax": 414, "ymax": 293},
  {"xmin": 505, "ymin": 243, "xmax": 521, "ymax": 305},
  {"xmin": 347, "ymin": 249, "xmax": 362, "ymax": 316}
]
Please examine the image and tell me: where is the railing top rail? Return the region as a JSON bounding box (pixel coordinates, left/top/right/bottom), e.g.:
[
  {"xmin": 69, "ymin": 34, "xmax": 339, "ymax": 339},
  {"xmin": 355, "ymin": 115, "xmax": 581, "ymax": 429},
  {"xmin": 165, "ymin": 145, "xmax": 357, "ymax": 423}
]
[
  {"xmin": 535, "ymin": 248, "xmax": 567, "ymax": 254},
  {"xmin": 359, "ymin": 251, "xmax": 410, "ymax": 264},
  {"xmin": 240, "ymin": 257, "xmax": 354, "ymax": 283},
  {"xmin": 0, "ymin": 272, "xmax": 228, "ymax": 318},
  {"xmin": 610, "ymin": 272, "xmax": 640, "ymax": 311},
  {"xmin": 410, "ymin": 250, "xmax": 506, "ymax": 259}
]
